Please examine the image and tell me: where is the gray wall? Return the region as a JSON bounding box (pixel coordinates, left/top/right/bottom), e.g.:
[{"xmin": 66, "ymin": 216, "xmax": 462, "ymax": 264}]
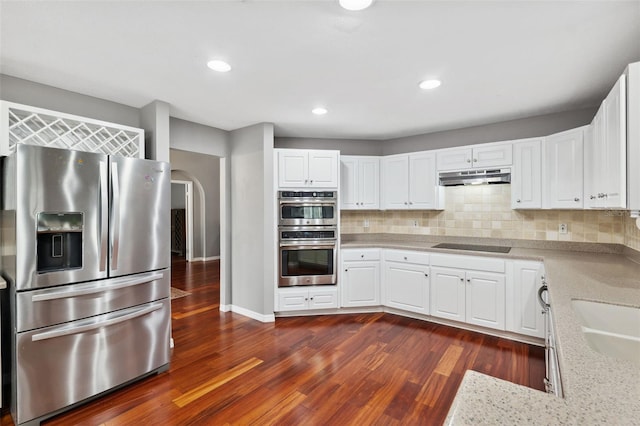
[
  {"xmin": 230, "ymin": 123, "xmax": 275, "ymax": 317},
  {"xmin": 274, "ymin": 108, "xmax": 597, "ymax": 156},
  {"xmin": 0, "ymin": 74, "xmax": 140, "ymax": 127},
  {"xmin": 171, "ymin": 183, "xmax": 186, "ymax": 209},
  {"xmin": 170, "ymin": 117, "xmax": 230, "ymax": 157},
  {"xmin": 170, "ymin": 149, "xmax": 221, "ymax": 258},
  {"xmin": 382, "ymin": 107, "xmax": 598, "ymax": 155},
  {"xmin": 275, "ymin": 137, "xmax": 383, "ymax": 155}
]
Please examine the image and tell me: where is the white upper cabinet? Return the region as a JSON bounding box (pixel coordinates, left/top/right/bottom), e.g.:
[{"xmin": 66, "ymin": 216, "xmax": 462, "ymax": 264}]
[
  {"xmin": 382, "ymin": 151, "xmax": 441, "ymax": 210},
  {"xmin": 628, "ymin": 62, "xmax": 640, "ymax": 212},
  {"xmin": 543, "ymin": 127, "xmax": 585, "ymax": 209},
  {"xmin": 436, "ymin": 143, "xmax": 512, "ymax": 171},
  {"xmin": 585, "ymin": 75, "xmax": 627, "ymax": 209},
  {"xmin": 340, "ymin": 156, "xmax": 380, "ymax": 210},
  {"xmin": 278, "ymin": 149, "xmax": 339, "ymax": 189},
  {"xmin": 511, "ymin": 139, "xmax": 542, "ymax": 209}
]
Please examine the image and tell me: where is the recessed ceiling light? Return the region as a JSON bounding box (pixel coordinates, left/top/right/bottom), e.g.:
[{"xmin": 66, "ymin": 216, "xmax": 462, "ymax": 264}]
[
  {"xmin": 419, "ymin": 79, "xmax": 442, "ymax": 90},
  {"xmin": 312, "ymin": 107, "xmax": 328, "ymax": 115},
  {"xmin": 207, "ymin": 60, "xmax": 231, "ymax": 73},
  {"xmin": 339, "ymin": 0, "xmax": 373, "ymax": 11}
]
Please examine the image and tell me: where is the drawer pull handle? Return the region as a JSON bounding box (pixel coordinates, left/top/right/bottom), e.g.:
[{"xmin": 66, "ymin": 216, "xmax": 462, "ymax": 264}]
[
  {"xmin": 32, "ymin": 271, "xmax": 164, "ymax": 302},
  {"xmin": 31, "ymin": 302, "xmax": 164, "ymax": 342}
]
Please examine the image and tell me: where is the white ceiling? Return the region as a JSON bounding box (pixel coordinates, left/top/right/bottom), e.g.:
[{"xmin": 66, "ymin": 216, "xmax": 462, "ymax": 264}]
[{"xmin": 1, "ymin": 1, "xmax": 639, "ymax": 140}]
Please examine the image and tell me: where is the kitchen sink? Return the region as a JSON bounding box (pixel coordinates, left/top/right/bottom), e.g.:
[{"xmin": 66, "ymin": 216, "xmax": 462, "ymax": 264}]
[{"xmin": 571, "ymin": 300, "xmax": 640, "ymax": 364}]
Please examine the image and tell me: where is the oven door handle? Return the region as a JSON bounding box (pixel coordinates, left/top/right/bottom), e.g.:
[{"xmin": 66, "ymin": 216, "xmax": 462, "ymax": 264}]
[
  {"xmin": 538, "ymin": 284, "xmax": 550, "ymax": 310},
  {"xmin": 279, "ymin": 243, "xmax": 336, "ymax": 250},
  {"xmin": 278, "ymin": 201, "xmax": 336, "ymax": 206}
]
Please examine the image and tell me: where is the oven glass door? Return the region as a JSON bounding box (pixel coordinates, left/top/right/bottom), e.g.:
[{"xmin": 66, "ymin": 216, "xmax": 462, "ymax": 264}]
[
  {"xmin": 279, "ymin": 244, "xmax": 336, "ymax": 286},
  {"xmin": 279, "ymin": 203, "xmax": 336, "ymax": 226}
]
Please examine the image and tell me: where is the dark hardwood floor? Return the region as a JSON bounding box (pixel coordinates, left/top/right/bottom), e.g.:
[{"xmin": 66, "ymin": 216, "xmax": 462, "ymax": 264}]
[{"xmin": 3, "ymin": 256, "xmax": 545, "ymax": 425}]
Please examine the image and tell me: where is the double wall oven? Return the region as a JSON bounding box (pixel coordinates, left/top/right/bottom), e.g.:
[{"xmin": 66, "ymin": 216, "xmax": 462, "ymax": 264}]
[{"xmin": 278, "ymin": 191, "xmax": 337, "ymax": 287}]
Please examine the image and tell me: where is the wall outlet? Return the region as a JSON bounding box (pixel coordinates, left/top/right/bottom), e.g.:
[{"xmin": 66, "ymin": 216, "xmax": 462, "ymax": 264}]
[
  {"xmin": 412, "ymin": 220, "xmax": 419, "ymax": 227},
  {"xmin": 559, "ymin": 223, "xmax": 568, "ymax": 234},
  {"xmin": 364, "ymin": 219, "xmax": 369, "ymax": 228}
]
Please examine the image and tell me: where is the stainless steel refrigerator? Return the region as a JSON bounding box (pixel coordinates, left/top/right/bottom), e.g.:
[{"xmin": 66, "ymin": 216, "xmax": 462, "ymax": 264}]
[{"xmin": 1, "ymin": 144, "xmax": 171, "ymax": 425}]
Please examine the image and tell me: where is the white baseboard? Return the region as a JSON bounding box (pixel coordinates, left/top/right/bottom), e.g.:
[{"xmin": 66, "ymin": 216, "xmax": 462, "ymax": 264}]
[
  {"xmin": 219, "ymin": 304, "xmax": 232, "ymax": 312},
  {"xmin": 191, "ymin": 256, "xmax": 220, "ymax": 262},
  {"xmin": 230, "ymin": 305, "xmax": 275, "ymax": 323}
]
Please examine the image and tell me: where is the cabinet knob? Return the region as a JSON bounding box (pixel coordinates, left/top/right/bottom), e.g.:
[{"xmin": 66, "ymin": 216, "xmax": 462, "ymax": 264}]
[
  {"xmin": 361, "ymin": 254, "xmax": 364, "ymax": 258},
  {"xmin": 460, "ymin": 277, "xmax": 464, "ymax": 282},
  {"xmin": 466, "ymin": 159, "xmax": 471, "ymax": 163},
  {"xmin": 466, "ymin": 278, "xmax": 471, "ymax": 282},
  {"xmin": 516, "ymin": 199, "xmax": 521, "ymax": 203},
  {"xmin": 404, "ymin": 256, "xmax": 408, "ymax": 260},
  {"xmin": 304, "ymin": 179, "xmax": 308, "ymax": 184},
  {"xmin": 590, "ymin": 195, "xmax": 596, "ymax": 200},
  {"xmin": 344, "ymin": 269, "xmax": 348, "ymax": 272},
  {"xmin": 310, "ymin": 180, "xmax": 314, "ymax": 184},
  {"xmin": 404, "ymin": 201, "xmax": 408, "ymax": 205},
  {"xmin": 305, "ymin": 297, "xmax": 309, "ymax": 301},
  {"xmin": 425, "ymin": 273, "xmax": 429, "ymax": 277},
  {"xmin": 409, "ymin": 201, "xmax": 413, "ymax": 205},
  {"xmin": 310, "ymin": 297, "xmax": 314, "ymax": 300},
  {"xmin": 597, "ymin": 193, "xmax": 606, "ymax": 199},
  {"xmin": 473, "ymin": 158, "xmax": 478, "ymax": 162},
  {"xmin": 574, "ymin": 197, "xmax": 580, "ymax": 202}
]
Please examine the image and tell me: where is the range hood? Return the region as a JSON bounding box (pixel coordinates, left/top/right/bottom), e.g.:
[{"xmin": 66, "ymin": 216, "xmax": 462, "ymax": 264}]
[{"xmin": 439, "ymin": 168, "xmax": 511, "ymax": 186}]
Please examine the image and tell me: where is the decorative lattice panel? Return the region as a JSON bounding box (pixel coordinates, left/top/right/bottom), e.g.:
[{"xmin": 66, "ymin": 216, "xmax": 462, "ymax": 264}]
[{"xmin": 1, "ymin": 101, "xmax": 144, "ymax": 158}]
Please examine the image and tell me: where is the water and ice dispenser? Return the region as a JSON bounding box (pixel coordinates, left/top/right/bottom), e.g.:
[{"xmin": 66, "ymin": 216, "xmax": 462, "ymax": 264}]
[{"xmin": 36, "ymin": 212, "xmax": 83, "ymax": 273}]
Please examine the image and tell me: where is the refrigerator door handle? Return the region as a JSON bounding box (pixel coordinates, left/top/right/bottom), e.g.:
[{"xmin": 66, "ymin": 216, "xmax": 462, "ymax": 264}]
[
  {"xmin": 31, "ymin": 271, "xmax": 165, "ymax": 302},
  {"xmin": 30, "ymin": 302, "xmax": 164, "ymax": 342},
  {"xmin": 99, "ymin": 161, "xmax": 109, "ymax": 272},
  {"xmin": 111, "ymin": 161, "xmax": 121, "ymax": 270}
]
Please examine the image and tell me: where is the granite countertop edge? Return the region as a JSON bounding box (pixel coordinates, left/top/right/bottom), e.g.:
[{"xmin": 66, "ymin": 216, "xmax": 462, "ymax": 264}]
[{"xmin": 339, "ymin": 234, "xmax": 640, "ymax": 425}]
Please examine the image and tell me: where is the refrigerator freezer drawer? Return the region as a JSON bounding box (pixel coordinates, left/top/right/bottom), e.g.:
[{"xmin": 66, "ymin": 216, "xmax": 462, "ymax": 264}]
[
  {"xmin": 16, "ymin": 270, "xmax": 169, "ymax": 332},
  {"xmin": 15, "ymin": 298, "xmax": 170, "ymax": 425}
]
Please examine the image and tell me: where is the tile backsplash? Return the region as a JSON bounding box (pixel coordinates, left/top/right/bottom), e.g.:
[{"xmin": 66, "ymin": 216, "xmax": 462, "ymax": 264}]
[{"xmin": 341, "ymin": 185, "xmax": 639, "ymax": 248}]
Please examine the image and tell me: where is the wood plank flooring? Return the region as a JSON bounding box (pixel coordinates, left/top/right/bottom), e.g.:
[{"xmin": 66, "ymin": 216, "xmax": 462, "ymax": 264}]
[{"xmin": 2, "ymin": 257, "xmax": 545, "ymax": 425}]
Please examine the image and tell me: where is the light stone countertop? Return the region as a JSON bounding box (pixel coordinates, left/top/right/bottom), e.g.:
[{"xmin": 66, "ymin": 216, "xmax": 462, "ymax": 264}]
[{"xmin": 340, "ymin": 235, "xmax": 640, "ymax": 425}]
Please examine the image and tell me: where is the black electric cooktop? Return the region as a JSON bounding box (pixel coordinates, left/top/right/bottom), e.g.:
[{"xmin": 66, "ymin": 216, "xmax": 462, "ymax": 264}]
[{"xmin": 432, "ymin": 243, "xmax": 512, "ymax": 254}]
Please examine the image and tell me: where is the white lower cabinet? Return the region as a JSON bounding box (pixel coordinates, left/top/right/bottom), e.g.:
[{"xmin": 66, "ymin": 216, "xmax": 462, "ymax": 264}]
[
  {"xmin": 506, "ymin": 261, "xmax": 545, "ymax": 338},
  {"xmin": 383, "ymin": 250, "xmax": 430, "ymax": 315},
  {"xmin": 341, "ymin": 249, "xmax": 381, "ymax": 307},
  {"xmin": 277, "ymin": 287, "xmax": 338, "ymax": 312},
  {"xmin": 430, "ymin": 254, "xmax": 506, "ymax": 331},
  {"xmin": 430, "ymin": 267, "xmax": 466, "ymax": 322},
  {"xmin": 465, "ymin": 271, "xmax": 506, "ymax": 330}
]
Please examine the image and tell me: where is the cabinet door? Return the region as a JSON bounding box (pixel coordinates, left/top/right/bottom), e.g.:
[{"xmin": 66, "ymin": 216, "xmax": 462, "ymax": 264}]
[
  {"xmin": 465, "ymin": 271, "xmax": 506, "ymax": 331},
  {"xmin": 308, "ymin": 287, "xmax": 338, "ymax": 310},
  {"xmin": 278, "ymin": 150, "xmax": 308, "ymax": 188},
  {"xmin": 382, "ymin": 155, "xmax": 409, "ymax": 209},
  {"xmin": 430, "ymin": 267, "xmax": 466, "ymax": 322},
  {"xmin": 277, "ymin": 289, "xmax": 310, "ymax": 311},
  {"xmin": 340, "ymin": 156, "xmax": 359, "ymax": 210},
  {"xmin": 602, "ymin": 75, "xmax": 627, "ymax": 208},
  {"xmin": 511, "ymin": 140, "xmax": 542, "ymax": 209},
  {"xmin": 544, "ymin": 128, "xmax": 584, "ymax": 209},
  {"xmin": 384, "ymin": 262, "xmax": 429, "ymax": 315},
  {"xmin": 409, "ymin": 152, "xmax": 439, "ymax": 209},
  {"xmin": 584, "ymin": 119, "xmax": 601, "ymax": 209},
  {"xmin": 473, "ymin": 143, "xmax": 513, "ymax": 168},
  {"xmin": 308, "ymin": 150, "xmax": 338, "ymax": 188},
  {"xmin": 436, "ymin": 148, "xmax": 472, "ymax": 171},
  {"xmin": 359, "ymin": 157, "xmax": 380, "ymax": 209},
  {"xmin": 508, "ymin": 261, "xmax": 544, "ymax": 338},
  {"xmin": 342, "ymin": 261, "xmax": 380, "ymax": 307}
]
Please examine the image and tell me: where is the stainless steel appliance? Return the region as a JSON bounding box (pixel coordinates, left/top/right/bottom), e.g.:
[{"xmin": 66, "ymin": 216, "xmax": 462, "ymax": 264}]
[
  {"xmin": 438, "ymin": 168, "xmax": 511, "ymax": 186},
  {"xmin": 538, "ymin": 281, "xmax": 563, "ymax": 397},
  {"xmin": 1, "ymin": 145, "xmax": 171, "ymax": 425},
  {"xmin": 278, "ymin": 226, "xmax": 337, "ymax": 287},
  {"xmin": 278, "ymin": 191, "xmax": 337, "ymax": 226}
]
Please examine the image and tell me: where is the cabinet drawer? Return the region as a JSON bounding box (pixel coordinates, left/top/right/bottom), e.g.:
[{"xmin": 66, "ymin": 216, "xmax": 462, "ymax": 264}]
[
  {"xmin": 342, "ymin": 248, "xmax": 380, "ymax": 261},
  {"xmin": 384, "ymin": 249, "xmax": 429, "ymax": 265},
  {"xmin": 430, "ymin": 253, "xmax": 505, "ymax": 273}
]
